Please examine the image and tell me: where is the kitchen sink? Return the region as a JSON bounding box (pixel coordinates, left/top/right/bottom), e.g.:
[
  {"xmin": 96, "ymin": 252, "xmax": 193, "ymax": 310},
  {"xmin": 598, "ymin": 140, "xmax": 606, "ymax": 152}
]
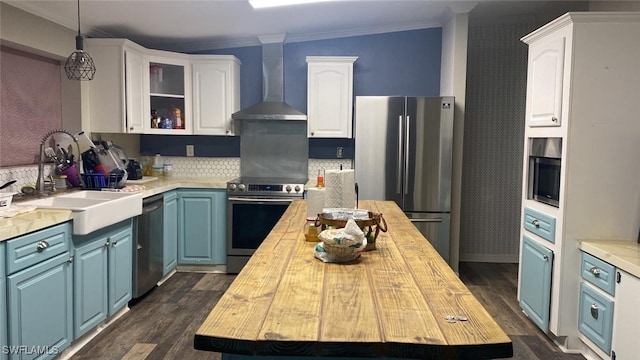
[{"xmin": 21, "ymin": 190, "xmax": 143, "ymax": 235}]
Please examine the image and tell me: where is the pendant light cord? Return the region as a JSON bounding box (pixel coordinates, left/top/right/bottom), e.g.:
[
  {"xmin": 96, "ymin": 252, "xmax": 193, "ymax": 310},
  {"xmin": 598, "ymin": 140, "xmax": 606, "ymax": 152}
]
[{"xmin": 76, "ymin": 0, "xmax": 81, "ymax": 36}]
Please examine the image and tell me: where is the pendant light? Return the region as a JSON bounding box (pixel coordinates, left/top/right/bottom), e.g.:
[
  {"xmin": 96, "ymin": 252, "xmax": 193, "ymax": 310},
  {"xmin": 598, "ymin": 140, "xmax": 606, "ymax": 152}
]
[{"xmin": 64, "ymin": 0, "xmax": 96, "ymax": 80}]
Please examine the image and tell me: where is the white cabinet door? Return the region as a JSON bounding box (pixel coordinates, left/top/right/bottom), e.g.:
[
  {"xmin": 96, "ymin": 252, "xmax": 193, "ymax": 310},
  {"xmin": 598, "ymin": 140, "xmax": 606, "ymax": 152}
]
[
  {"xmin": 611, "ymin": 269, "xmax": 640, "ymax": 359},
  {"xmin": 527, "ymin": 36, "xmax": 565, "ymax": 127},
  {"xmin": 192, "ymin": 57, "xmax": 240, "ymax": 135},
  {"xmin": 124, "ymin": 50, "xmax": 145, "ymax": 133},
  {"xmin": 306, "ymin": 56, "xmax": 357, "ymax": 138},
  {"xmin": 85, "ymin": 39, "xmax": 146, "ymax": 134}
]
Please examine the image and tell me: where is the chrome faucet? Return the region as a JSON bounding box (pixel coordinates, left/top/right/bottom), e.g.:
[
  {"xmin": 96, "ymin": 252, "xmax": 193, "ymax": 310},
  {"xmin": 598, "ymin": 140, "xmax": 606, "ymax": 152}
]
[{"xmin": 36, "ymin": 129, "xmax": 79, "ymax": 195}]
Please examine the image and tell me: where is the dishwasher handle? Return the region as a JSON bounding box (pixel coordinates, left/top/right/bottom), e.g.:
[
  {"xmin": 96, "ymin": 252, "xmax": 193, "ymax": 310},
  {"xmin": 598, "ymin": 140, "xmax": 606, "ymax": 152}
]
[{"xmin": 142, "ymin": 194, "xmax": 164, "ymax": 214}]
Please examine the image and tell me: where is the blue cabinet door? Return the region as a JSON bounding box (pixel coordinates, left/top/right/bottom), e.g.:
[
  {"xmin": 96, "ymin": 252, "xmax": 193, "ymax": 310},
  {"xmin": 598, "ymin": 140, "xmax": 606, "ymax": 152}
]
[
  {"xmin": 108, "ymin": 224, "xmax": 133, "ymax": 316},
  {"xmin": 1, "ymin": 244, "xmax": 6, "ymax": 360},
  {"xmin": 178, "ymin": 189, "xmax": 226, "ymax": 265},
  {"xmin": 163, "ymin": 190, "xmax": 178, "ymax": 274},
  {"xmin": 519, "ymin": 235, "xmax": 554, "ymax": 332},
  {"xmin": 7, "ymin": 252, "xmax": 73, "ymax": 360},
  {"xmin": 73, "ymin": 238, "xmax": 108, "ymax": 339}
]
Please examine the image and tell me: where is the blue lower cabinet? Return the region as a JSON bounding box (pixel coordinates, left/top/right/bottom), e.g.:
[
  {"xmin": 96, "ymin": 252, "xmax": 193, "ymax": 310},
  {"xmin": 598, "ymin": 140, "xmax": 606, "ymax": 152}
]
[
  {"xmin": 519, "ymin": 235, "xmax": 553, "ymax": 332},
  {"xmin": 579, "ymin": 283, "xmax": 614, "ymax": 354},
  {"xmin": 73, "ymin": 238, "xmax": 108, "ymax": 339},
  {"xmin": 163, "ymin": 190, "xmax": 178, "ymax": 275},
  {"xmin": 108, "ymin": 225, "xmax": 133, "ymax": 316},
  {"xmin": 73, "ymin": 219, "xmax": 133, "ymax": 339},
  {"xmin": 178, "ymin": 189, "xmax": 226, "ymax": 265},
  {"xmin": 1, "ymin": 243, "xmax": 7, "ymax": 360},
  {"xmin": 7, "ymin": 252, "xmax": 74, "ymax": 359}
]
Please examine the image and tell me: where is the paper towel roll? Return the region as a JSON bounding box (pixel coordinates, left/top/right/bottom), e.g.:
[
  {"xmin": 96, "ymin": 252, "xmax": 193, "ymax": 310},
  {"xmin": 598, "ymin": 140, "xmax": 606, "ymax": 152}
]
[
  {"xmin": 307, "ymin": 187, "xmax": 326, "ymax": 218},
  {"xmin": 325, "ymin": 169, "xmax": 356, "ymax": 209}
]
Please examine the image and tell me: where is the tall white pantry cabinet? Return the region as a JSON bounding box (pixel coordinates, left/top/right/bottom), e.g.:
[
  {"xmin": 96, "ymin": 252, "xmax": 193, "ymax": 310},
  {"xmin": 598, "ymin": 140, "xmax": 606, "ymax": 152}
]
[{"xmin": 517, "ymin": 12, "xmax": 640, "ymax": 352}]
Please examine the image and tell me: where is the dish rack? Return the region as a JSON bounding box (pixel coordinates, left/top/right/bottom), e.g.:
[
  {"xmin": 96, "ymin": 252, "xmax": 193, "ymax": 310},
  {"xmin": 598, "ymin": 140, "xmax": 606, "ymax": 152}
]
[{"xmin": 81, "ymin": 173, "xmax": 125, "ymax": 190}]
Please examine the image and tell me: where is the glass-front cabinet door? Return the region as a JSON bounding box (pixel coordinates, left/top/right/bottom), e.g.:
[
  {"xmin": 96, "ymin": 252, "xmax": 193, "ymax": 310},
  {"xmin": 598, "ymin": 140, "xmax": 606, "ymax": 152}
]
[{"xmin": 144, "ymin": 55, "xmax": 191, "ymax": 134}]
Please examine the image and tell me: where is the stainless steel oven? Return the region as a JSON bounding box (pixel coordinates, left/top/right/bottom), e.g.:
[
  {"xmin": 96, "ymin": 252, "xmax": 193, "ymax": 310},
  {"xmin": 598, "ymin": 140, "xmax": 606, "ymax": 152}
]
[
  {"xmin": 226, "ymin": 177, "xmax": 305, "ymax": 274},
  {"xmin": 527, "ymin": 137, "xmax": 562, "ymax": 207}
]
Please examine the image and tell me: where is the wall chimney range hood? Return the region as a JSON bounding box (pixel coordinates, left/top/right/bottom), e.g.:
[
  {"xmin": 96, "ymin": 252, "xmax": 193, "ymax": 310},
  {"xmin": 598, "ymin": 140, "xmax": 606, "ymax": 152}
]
[{"xmin": 232, "ymin": 35, "xmax": 307, "ymax": 121}]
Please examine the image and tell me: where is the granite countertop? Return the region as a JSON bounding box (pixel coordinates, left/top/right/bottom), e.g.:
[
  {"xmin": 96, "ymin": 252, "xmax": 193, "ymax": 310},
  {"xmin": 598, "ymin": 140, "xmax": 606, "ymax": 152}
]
[
  {"xmin": 579, "ymin": 239, "xmax": 640, "ymax": 278},
  {"xmin": 0, "ymin": 176, "xmax": 232, "ymax": 243}
]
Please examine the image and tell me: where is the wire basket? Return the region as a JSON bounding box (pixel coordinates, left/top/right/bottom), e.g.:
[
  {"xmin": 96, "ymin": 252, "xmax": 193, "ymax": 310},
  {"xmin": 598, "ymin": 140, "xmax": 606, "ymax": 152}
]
[{"xmin": 315, "ymin": 211, "xmax": 388, "ymax": 250}]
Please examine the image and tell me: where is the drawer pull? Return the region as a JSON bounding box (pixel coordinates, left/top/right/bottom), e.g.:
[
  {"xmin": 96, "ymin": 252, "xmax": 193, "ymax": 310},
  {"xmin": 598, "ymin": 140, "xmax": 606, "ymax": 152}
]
[
  {"xmin": 532, "ymin": 219, "xmax": 541, "ymax": 228},
  {"xmin": 543, "ymin": 255, "xmax": 549, "ymax": 261},
  {"xmin": 551, "ymin": 116, "xmax": 558, "ymax": 123},
  {"xmin": 589, "ymin": 267, "xmax": 601, "ymax": 277},
  {"xmin": 36, "ymin": 240, "xmax": 50, "ymax": 252},
  {"xmin": 590, "ymin": 304, "xmax": 599, "ymax": 319}
]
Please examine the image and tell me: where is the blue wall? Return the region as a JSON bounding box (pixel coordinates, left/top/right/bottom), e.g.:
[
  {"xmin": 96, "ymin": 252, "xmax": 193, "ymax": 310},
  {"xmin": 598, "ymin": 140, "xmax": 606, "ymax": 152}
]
[{"xmin": 142, "ymin": 27, "xmax": 443, "ymax": 158}]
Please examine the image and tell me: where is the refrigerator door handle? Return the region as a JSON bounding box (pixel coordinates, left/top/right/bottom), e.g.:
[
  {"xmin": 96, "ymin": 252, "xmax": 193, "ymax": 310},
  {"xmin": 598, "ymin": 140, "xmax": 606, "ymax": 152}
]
[
  {"xmin": 404, "ymin": 115, "xmax": 410, "ymax": 195},
  {"xmin": 411, "ymin": 218, "xmax": 443, "ymax": 223},
  {"xmin": 397, "ymin": 115, "xmax": 403, "ymax": 195}
]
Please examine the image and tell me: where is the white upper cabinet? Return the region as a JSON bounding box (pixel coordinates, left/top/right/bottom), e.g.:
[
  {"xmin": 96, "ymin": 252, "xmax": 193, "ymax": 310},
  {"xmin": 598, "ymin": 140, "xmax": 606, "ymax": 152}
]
[
  {"xmin": 306, "ymin": 56, "xmax": 357, "ymax": 138},
  {"xmin": 527, "ymin": 36, "xmax": 565, "ymax": 127},
  {"xmin": 144, "ymin": 53, "xmax": 192, "ymax": 135},
  {"xmin": 191, "ymin": 56, "xmax": 240, "ymax": 135},
  {"xmin": 85, "ymin": 39, "xmax": 146, "ymax": 134},
  {"xmin": 85, "ymin": 39, "xmax": 240, "ymax": 135}
]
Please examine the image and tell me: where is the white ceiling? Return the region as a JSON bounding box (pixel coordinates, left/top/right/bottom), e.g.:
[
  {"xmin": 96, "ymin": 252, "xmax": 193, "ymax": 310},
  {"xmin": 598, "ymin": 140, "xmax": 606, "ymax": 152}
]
[{"xmin": 5, "ymin": 0, "xmax": 579, "ymax": 52}]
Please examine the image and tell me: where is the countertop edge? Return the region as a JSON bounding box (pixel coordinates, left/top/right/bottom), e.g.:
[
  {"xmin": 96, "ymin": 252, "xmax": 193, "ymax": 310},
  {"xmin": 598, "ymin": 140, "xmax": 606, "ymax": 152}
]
[
  {"xmin": 578, "ymin": 239, "xmax": 640, "ymax": 278},
  {"xmin": 1, "ymin": 176, "xmax": 232, "ymax": 243}
]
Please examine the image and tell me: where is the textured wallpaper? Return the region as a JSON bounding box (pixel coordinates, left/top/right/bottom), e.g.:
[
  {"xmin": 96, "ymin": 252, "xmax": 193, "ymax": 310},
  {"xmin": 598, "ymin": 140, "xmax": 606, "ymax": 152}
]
[
  {"xmin": 0, "ymin": 46, "xmax": 62, "ymax": 166},
  {"xmin": 459, "ymin": 21, "xmax": 539, "ymax": 262}
]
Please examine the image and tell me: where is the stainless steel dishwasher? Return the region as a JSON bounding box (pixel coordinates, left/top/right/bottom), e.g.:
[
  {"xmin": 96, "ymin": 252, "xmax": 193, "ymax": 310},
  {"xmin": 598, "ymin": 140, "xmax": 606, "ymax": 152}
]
[{"xmin": 132, "ymin": 193, "xmax": 164, "ymax": 298}]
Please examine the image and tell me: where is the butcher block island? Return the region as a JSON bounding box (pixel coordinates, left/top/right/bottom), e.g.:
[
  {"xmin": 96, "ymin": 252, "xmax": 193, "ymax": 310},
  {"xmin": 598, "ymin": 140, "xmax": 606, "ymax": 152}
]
[{"xmin": 194, "ymin": 200, "xmax": 513, "ymax": 359}]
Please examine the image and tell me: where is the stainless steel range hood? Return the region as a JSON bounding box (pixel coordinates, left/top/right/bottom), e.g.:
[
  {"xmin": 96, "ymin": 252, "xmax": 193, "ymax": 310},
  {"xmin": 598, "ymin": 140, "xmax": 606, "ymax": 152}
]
[{"xmin": 232, "ymin": 39, "xmax": 306, "ymax": 121}]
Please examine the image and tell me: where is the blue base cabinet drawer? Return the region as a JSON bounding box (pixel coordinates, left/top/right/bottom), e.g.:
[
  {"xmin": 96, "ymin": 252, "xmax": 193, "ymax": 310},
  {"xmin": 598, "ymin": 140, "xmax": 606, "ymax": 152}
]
[
  {"xmin": 581, "ymin": 252, "xmax": 616, "ymax": 296},
  {"xmin": 6, "ymin": 222, "xmax": 71, "ymax": 274},
  {"xmin": 579, "ymin": 283, "xmax": 614, "ymax": 354},
  {"xmin": 523, "ymin": 207, "xmax": 556, "ymax": 243}
]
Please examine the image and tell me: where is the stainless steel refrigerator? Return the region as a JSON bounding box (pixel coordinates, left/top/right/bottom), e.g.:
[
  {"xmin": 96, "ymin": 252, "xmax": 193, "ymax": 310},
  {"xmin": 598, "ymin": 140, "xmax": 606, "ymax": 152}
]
[{"xmin": 354, "ymin": 96, "xmax": 454, "ymax": 263}]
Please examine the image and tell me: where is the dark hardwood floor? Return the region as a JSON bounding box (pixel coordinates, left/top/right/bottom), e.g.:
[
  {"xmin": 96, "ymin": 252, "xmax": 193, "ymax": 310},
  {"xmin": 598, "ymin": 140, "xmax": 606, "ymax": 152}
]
[{"xmin": 70, "ymin": 263, "xmax": 584, "ymax": 359}]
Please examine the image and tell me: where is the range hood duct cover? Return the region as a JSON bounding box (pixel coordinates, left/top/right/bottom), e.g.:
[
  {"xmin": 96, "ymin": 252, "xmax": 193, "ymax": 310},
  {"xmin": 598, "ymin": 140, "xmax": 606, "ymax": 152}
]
[{"xmin": 232, "ymin": 40, "xmax": 307, "ymax": 121}]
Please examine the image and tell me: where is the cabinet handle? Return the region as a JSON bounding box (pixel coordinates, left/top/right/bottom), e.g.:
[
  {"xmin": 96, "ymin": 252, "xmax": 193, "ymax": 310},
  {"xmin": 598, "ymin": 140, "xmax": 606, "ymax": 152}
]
[
  {"xmin": 532, "ymin": 219, "xmax": 541, "ymax": 228},
  {"xmin": 130, "ymin": 127, "xmax": 134, "ymax": 131},
  {"xmin": 112, "ymin": 240, "xmax": 118, "ymax": 246},
  {"xmin": 589, "ymin": 267, "xmax": 601, "ymax": 277},
  {"xmin": 67, "ymin": 256, "xmax": 74, "ymax": 264},
  {"xmin": 551, "ymin": 116, "xmax": 558, "ymax": 122},
  {"xmin": 543, "ymin": 254, "xmax": 549, "ymax": 261},
  {"xmin": 590, "ymin": 304, "xmax": 599, "ymax": 319},
  {"xmin": 36, "ymin": 240, "xmax": 50, "ymax": 252},
  {"xmin": 311, "ymin": 131, "xmax": 315, "ymax": 136},
  {"xmin": 105, "ymin": 241, "xmax": 110, "ymax": 247},
  {"xmin": 225, "ymin": 129, "xmax": 231, "ymax": 134}
]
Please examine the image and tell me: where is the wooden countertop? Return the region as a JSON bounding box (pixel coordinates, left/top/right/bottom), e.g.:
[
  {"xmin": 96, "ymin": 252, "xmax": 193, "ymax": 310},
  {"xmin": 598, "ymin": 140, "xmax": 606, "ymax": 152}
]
[{"xmin": 194, "ymin": 200, "xmax": 513, "ymax": 359}]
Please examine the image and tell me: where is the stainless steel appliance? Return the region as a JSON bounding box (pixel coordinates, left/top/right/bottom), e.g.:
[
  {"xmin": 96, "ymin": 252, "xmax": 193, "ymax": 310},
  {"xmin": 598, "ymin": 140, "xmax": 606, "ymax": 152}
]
[
  {"xmin": 527, "ymin": 137, "xmax": 562, "ymax": 207},
  {"xmin": 354, "ymin": 96, "xmax": 454, "ymax": 262},
  {"xmin": 132, "ymin": 193, "xmax": 164, "ymax": 298},
  {"xmin": 226, "ymin": 177, "xmax": 306, "ymax": 274}
]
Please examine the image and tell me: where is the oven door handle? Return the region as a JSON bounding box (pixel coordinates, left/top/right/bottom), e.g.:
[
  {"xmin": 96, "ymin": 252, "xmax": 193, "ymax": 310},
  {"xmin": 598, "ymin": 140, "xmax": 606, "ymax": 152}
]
[{"xmin": 228, "ymin": 197, "xmax": 295, "ymax": 203}]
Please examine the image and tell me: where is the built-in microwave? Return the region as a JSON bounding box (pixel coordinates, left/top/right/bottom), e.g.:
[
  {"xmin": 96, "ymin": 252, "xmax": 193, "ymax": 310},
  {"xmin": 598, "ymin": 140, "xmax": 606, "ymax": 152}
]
[{"xmin": 527, "ymin": 137, "xmax": 562, "ymax": 207}]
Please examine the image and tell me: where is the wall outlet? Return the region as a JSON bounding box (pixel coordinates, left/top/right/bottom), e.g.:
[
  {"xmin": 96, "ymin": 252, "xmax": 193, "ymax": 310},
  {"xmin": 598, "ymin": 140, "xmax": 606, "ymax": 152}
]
[
  {"xmin": 336, "ymin": 147, "xmax": 343, "ymax": 158},
  {"xmin": 186, "ymin": 145, "xmax": 195, "ymax": 157}
]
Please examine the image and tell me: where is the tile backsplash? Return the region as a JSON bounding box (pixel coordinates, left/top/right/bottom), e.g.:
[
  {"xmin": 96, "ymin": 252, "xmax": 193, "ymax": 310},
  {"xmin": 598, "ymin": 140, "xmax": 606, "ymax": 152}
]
[{"xmin": 0, "ymin": 158, "xmax": 353, "ymax": 192}]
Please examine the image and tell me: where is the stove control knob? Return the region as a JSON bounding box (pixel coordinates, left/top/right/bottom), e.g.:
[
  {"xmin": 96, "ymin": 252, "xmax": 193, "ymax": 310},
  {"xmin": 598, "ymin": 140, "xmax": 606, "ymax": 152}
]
[
  {"xmin": 238, "ymin": 184, "xmax": 246, "ymax": 191},
  {"xmin": 285, "ymin": 185, "xmax": 292, "ymax": 193},
  {"xmin": 228, "ymin": 184, "xmax": 237, "ymax": 191},
  {"xmin": 294, "ymin": 185, "xmax": 301, "ymax": 192}
]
